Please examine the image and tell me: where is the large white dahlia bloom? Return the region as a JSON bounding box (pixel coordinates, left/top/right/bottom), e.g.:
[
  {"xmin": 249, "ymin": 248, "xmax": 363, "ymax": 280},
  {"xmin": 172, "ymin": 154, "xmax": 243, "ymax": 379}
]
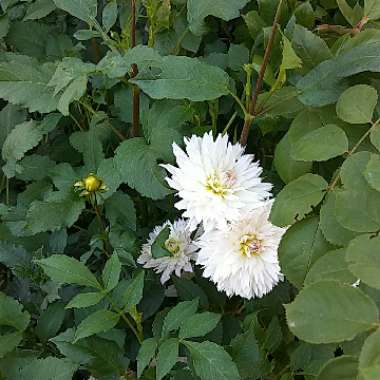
[
  {"xmin": 196, "ymin": 202, "xmax": 286, "ymax": 299},
  {"xmin": 161, "ymin": 132, "xmax": 272, "ymax": 231},
  {"xmin": 137, "ymin": 219, "xmax": 198, "ymax": 284}
]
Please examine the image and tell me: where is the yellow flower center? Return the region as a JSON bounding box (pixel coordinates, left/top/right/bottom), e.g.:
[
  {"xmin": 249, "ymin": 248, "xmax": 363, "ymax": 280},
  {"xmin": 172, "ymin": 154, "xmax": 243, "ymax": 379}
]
[
  {"xmin": 205, "ymin": 170, "xmax": 235, "ymax": 198},
  {"xmin": 240, "ymin": 234, "xmax": 262, "ymax": 257},
  {"xmin": 165, "ymin": 238, "xmax": 181, "ymax": 255},
  {"xmin": 84, "ymin": 175, "xmax": 102, "ymax": 192}
]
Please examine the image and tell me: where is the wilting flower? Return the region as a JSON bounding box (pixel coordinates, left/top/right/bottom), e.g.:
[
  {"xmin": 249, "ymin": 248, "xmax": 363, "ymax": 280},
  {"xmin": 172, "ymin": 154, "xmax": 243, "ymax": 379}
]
[
  {"xmin": 74, "ymin": 173, "xmax": 108, "ymax": 197},
  {"xmin": 196, "ymin": 202, "xmax": 286, "ymax": 299},
  {"xmin": 137, "ymin": 219, "xmax": 198, "ymax": 284},
  {"xmin": 161, "ymin": 132, "xmax": 272, "ymax": 231}
]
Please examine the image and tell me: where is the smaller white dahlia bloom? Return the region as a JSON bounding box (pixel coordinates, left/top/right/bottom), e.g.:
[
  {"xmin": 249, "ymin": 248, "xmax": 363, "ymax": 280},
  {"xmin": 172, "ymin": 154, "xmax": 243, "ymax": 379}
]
[
  {"xmin": 137, "ymin": 219, "xmax": 198, "ymax": 284},
  {"xmin": 161, "ymin": 132, "xmax": 272, "ymax": 231},
  {"xmin": 196, "ymin": 202, "xmax": 286, "ymax": 299}
]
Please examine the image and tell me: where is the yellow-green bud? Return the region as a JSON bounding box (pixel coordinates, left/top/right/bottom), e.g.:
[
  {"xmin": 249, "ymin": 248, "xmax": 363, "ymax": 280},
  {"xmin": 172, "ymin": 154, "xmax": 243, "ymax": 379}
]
[{"xmin": 84, "ymin": 174, "xmax": 102, "ymax": 192}]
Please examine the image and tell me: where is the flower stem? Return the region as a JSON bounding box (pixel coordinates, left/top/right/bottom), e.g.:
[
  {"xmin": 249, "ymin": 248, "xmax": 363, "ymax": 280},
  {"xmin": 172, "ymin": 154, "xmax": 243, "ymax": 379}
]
[
  {"xmin": 239, "ymin": 0, "xmax": 283, "ymax": 146},
  {"xmin": 106, "ymin": 294, "xmax": 143, "ymax": 344},
  {"xmin": 91, "ymin": 195, "xmax": 111, "ymax": 258}
]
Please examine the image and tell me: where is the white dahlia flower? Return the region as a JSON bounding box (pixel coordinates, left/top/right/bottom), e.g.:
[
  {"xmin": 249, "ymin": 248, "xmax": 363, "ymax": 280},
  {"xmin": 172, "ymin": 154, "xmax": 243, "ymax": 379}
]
[
  {"xmin": 137, "ymin": 219, "xmax": 198, "ymax": 284},
  {"xmin": 161, "ymin": 132, "xmax": 272, "ymax": 231},
  {"xmin": 196, "ymin": 202, "xmax": 286, "ymax": 299}
]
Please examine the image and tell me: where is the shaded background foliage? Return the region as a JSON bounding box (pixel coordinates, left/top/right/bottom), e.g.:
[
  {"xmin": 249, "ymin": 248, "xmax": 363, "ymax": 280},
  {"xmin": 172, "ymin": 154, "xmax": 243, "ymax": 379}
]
[{"xmin": 0, "ymin": 0, "xmax": 380, "ymax": 379}]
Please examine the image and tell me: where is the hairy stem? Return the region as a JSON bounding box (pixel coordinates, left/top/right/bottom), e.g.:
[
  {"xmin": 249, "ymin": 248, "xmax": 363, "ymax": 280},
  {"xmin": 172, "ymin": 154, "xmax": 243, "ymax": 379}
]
[{"xmin": 239, "ymin": 0, "xmax": 283, "ymax": 146}]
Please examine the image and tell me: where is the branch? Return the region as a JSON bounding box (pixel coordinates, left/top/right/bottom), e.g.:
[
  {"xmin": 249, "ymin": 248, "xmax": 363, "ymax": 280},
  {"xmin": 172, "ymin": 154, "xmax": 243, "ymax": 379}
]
[
  {"xmin": 130, "ymin": 0, "xmax": 140, "ymax": 138},
  {"xmin": 316, "ymin": 16, "xmax": 370, "ymax": 36},
  {"xmin": 239, "ymin": 0, "xmax": 283, "ymax": 146}
]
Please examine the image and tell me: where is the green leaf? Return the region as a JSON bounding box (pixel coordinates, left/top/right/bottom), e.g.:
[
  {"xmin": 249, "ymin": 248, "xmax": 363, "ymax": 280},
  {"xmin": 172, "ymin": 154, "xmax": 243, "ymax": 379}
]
[
  {"xmin": 291, "ymin": 25, "xmax": 332, "ymax": 71},
  {"xmin": 6, "ymin": 21, "xmax": 71, "ymax": 60},
  {"xmin": 53, "ymin": 0, "xmax": 97, "ymax": 23},
  {"xmin": 320, "ymin": 192, "xmax": 357, "ymax": 246},
  {"xmin": 0, "ymin": 292, "xmax": 30, "ymax": 331},
  {"xmin": 370, "ymin": 125, "xmax": 380, "ymax": 151},
  {"xmin": 74, "ymin": 309, "xmax": 119, "ymax": 342},
  {"xmin": 102, "ymin": 252, "xmax": 121, "ymax": 292},
  {"xmin": 0, "ymin": 332, "xmax": 23, "ymax": 358},
  {"xmin": 0, "ymin": 103, "xmax": 26, "ymax": 147},
  {"xmin": 130, "ymin": 56, "xmax": 230, "ymax": 101},
  {"xmin": 48, "ymin": 58, "xmax": 95, "ymax": 116},
  {"xmin": 279, "ymin": 216, "xmax": 332, "ymax": 288},
  {"xmin": 97, "ymin": 46, "xmax": 162, "ymax": 79},
  {"xmin": 114, "ymin": 137, "xmax": 171, "ymax": 200},
  {"xmin": 70, "ymin": 114, "xmax": 109, "ymax": 171},
  {"xmin": 359, "ymin": 330, "xmax": 380, "ymax": 380},
  {"xmin": 151, "ymin": 225, "xmax": 171, "ymax": 259},
  {"xmin": 66, "ymin": 292, "xmax": 105, "ymax": 309},
  {"xmin": 142, "ymin": 100, "xmax": 192, "ymax": 162},
  {"xmin": 346, "ymin": 234, "xmax": 380, "ymax": 290},
  {"xmin": 179, "ymin": 312, "xmax": 221, "ymax": 339},
  {"xmin": 270, "ymin": 174, "xmax": 328, "ymax": 227},
  {"xmin": 0, "ymin": 15, "xmax": 10, "ymax": 39},
  {"xmin": 337, "ymin": 0, "xmax": 363, "ymax": 25},
  {"xmin": 0, "ymin": 293, "xmax": 30, "ymax": 358},
  {"xmin": 297, "ymin": 42, "xmax": 380, "ymax": 107},
  {"xmin": 335, "ymin": 189, "xmax": 380, "ymax": 233},
  {"xmin": 294, "ymin": 1, "xmax": 315, "ymax": 28},
  {"xmin": 172, "ymin": 279, "xmax": 208, "ymax": 310},
  {"xmin": 74, "ymin": 29, "xmax": 101, "ymax": 40},
  {"xmin": 36, "ymin": 302, "xmax": 66, "ymax": 342},
  {"xmin": 317, "ymin": 356, "xmax": 358, "ymax": 380},
  {"xmin": 263, "ymin": 317, "xmax": 283, "ymax": 353},
  {"xmin": 285, "ymin": 281, "xmax": 379, "ymax": 344},
  {"xmin": 243, "ymin": 10, "xmax": 265, "ymax": 40},
  {"xmin": 273, "ymin": 139, "xmax": 308, "ymax": 183},
  {"xmin": 183, "ymin": 340, "xmax": 240, "ymax": 380},
  {"xmin": 24, "ymin": 0, "xmax": 56, "ymax": 20},
  {"xmin": 282, "ymin": 36, "xmax": 302, "ymax": 71},
  {"xmin": 229, "ymin": 327, "xmax": 268, "ymax": 380},
  {"xmin": 26, "ymin": 195, "xmax": 85, "ymax": 234},
  {"xmin": 336, "ymin": 85, "xmax": 378, "ymax": 124},
  {"xmin": 0, "ymin": 53, "xmax": 58, "ymax": 113},
  {"xmin": 341, "ymin": 151, "xmax": 371, "ymax": 190},
  {"xmin": 102, "ymin": 0, "xmax": 118, "ymax": 32},
  {"xmin": 36, "ymin": 254, "xmax": 101, "ymax": 289},
  {"xmin": 121, "ymin": 271, "xmax": 145, "ymax": 312},
  {"xmin": 2, "ymin": 121, "xmax": 43, "ymax": 177},
  {"xmin": 137, "ymin": 337, "xmax": 158, "ymax": 378},
  {"xmin": 162, "ymin": 299, "xmax": 199, "ymax": 337},
  {"xmin": 96, "ymin": 159, "xmax": 122, "ymax": 200},
  {"xmin": 0, "ymin": 356, "xmax": 78, "ymax": 380},
  {"xmin": 17, "ymin": 154, "xmax": 56, "ymax": 181},
  {"xmin": 287, "ymin": 109, "xmax": 322, "ymax": 145},
  {"xmin": 305, "ymin": 249, "xmax": 357, "ymax": 286},
  {"xmin": 291, "ymin": 125, "xmax": 348, "ymax": 162},
  {"xmin": 104, "ymin": 191, "xmax": 136, "ymax": 230},
  {"xmin": 290, "ymin": 342, "xmax": 335, "ymax": 378},
  {"xmin": 364, "ymin": 154, "xmax": 380, "ymax": 191},
  {"xmin": 156, "ymin": 338, "xmax": 179, "ymax": 380},
  {"xmin": 0, "ymin": 242, "xmax": 30, "ymax": 274},
  {"xmin": 364, "ymin": 0, "xmax": 380, "ymax": 20},
  {"xmin": 187, "ymin": 0, "xmax": 249, "ymax": 36}
]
